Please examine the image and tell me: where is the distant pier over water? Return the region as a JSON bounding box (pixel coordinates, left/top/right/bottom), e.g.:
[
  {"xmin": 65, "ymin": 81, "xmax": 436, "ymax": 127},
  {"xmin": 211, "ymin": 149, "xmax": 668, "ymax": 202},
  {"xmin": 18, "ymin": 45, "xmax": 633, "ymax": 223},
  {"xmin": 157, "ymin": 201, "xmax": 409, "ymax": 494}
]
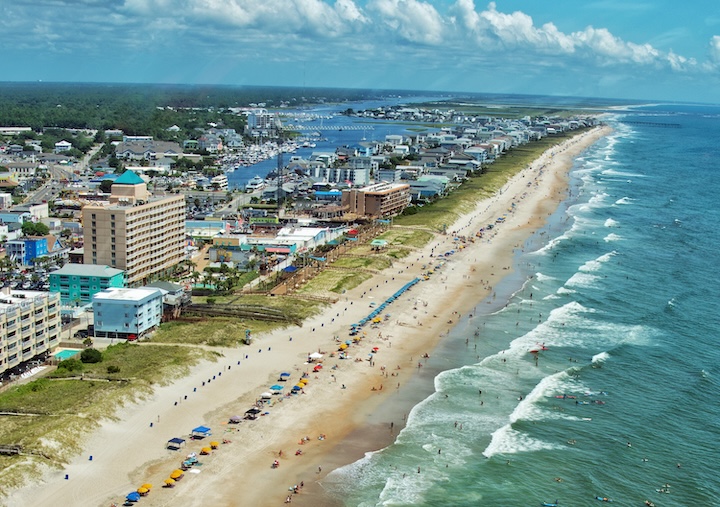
[{"xmin": 621, "ymin": 120, "xmax": 681, "ymax": 128}]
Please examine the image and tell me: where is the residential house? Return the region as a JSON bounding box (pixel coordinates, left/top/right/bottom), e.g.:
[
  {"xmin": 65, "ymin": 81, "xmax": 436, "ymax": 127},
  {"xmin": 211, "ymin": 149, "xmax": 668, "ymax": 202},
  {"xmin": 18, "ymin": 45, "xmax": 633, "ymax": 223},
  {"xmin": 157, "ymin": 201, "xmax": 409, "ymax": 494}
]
[{"xmin": 92, "ymin": 287, "xmax": 163, "ymax": 340}]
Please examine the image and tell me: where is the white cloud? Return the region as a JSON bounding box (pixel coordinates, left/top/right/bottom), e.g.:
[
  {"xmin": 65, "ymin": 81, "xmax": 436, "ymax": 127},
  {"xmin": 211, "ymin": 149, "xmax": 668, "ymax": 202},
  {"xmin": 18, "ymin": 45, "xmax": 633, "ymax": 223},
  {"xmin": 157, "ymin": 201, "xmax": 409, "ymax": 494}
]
[
  {"xmin": 368, "ymin": 0, "xmax": 445, "ymax": 45},
  {"xmin": 710, "ymin": 35, "xmax": 720, "ymax": 65}
]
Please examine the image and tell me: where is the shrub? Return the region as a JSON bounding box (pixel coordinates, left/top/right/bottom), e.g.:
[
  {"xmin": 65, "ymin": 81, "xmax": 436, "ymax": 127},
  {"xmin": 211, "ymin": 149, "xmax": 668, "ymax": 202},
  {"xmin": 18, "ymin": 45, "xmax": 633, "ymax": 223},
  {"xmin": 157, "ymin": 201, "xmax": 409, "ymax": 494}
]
[
  {"xmin": 206, "ymin": 297, "xmax": 216, "ymax": 305},
  {"xmin": 106, "ymin": 365, "xmax": 121, "ymax": 374},
  {"xmin": 57, "ymin": 358, "xmax": 84, "ymax": 372},
  {"xmin": 80, "ymin": 348, "xmax": 102, "ymax": 364}
]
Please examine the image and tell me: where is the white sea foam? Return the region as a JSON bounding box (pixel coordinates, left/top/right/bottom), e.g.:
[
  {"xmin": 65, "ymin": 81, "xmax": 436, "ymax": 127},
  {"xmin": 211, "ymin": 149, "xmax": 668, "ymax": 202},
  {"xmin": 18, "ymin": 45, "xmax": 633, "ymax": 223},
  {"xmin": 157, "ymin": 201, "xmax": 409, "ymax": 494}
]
[
  {"xmin": 614, "ymin": 197, "xmax": 633, "ymax": 205},
  {"xmin": 604, "ymin": 233, "xmax": 622, "ymax": 242},
  {"xmin": 556, "ymin": 286, "xmax": 576, "ymax": 295},
  {"xmin": 602, "ymin": 169, "xmax": 645, "ymax": 178},
  {"xmin": 580, "ymin": 251, "xmax": 617, "ymax": 272},
  {"xmin": 482, "ymin": 424, "xmax": 565, "ymax": 458},
  {"xmin": 592, "ymin": 351, "xmax": 610, "ymax": 363},
  {"xmin": 543, "ymin": 294, "xmax": 561, "ymax": 300},
  {"xmin": 565, "ymin": 272, "xmax": 601, "ymax": 288},
  {"xmin": 535, "ymin": 272, "xmax": 555, "ymax": 282},
  {"xmin": 604, "ymin": 218, "xmax": 619, "ymax": 227}
]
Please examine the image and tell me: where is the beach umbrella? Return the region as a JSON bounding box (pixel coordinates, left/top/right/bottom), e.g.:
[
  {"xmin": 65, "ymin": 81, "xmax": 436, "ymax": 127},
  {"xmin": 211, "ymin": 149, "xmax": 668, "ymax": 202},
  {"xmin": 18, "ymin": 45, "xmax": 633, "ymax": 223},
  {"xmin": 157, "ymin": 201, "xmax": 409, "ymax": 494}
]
[
  {"xmin": 309, "ymin": 352, "xmax": 323, "ymax": 359},
  {"xmin": 260, "ymin": 392, "xmax": 272, "ymax": 398},
  {"xmin": 313, "ymin": 365, "xmax": 322, "ymax": 371},
  {"xmin": 210, "ymin": 441, "xmax": 219, "ymax": 449},
  {"xmin": 201, "ymin": 447, "xmax": 212, "ymax": 454},
  {"xmin": 126, "ymin": 492, "xmax": 141, "ymax": 502},
  {"xmin": 170, "ymin": 470, "xmax": 184, "ymax": 479},
  {"xmin": 339, "ymin": 343, "xmax": 348, "ymax": 350},
  {"xmin": 372, "ymin": 347, "xmax": 380, "ymax": 352},
  {"xmin": 141, "ymin": 483, "xmax": 153, "ymax": 490},
  {"xmin": 164, "ymin": 478, "xmax": 175, "ymax": 485},
  {"xmin": 229, "ymin": 415, "xmax": 242, "ymax": 423},
  {"xmin": 270, "ymin": 384, "xmax": 284, "ymax": 391},
  {"xmin": 292, "ymin": 385, "xmax": 302, "ymax": 391},
  {"xmin": 280, "ymin": 372, "xmax": 291, "ymax": 377},
  {"xmin": 137, "ymin": 487, "xmax": 149, "ymax": 494}
]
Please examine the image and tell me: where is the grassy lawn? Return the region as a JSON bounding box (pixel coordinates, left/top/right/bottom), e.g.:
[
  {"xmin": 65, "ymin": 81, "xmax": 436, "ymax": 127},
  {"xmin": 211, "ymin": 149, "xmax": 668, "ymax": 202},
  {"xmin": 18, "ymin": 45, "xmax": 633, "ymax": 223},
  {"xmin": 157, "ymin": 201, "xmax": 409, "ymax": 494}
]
[
  {"xmin": 297, "ymin": 269, "xmax": 373, "ymax": 297},
  {"xmin": 377, "ymin": 229, "xmax": 434, "ymax": 247},
  {"xmin": 332, "ymin": 256, "xmax": 393, "ymax": 271}
]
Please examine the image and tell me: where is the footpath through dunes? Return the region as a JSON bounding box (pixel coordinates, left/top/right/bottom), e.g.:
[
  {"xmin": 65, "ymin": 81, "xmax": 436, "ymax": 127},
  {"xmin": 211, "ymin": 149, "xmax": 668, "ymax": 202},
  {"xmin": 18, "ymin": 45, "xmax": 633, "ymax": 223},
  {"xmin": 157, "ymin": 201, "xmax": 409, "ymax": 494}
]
[{"xmin": 3, "ymin": 126, "xmax": 611, "ymax": 507}]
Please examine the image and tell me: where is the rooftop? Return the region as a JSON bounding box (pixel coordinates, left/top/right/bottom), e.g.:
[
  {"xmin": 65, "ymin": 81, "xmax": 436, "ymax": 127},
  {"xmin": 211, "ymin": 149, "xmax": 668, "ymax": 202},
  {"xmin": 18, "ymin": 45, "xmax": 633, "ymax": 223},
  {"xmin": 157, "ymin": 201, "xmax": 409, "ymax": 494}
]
[{"xmin": 51, "ymin": 264, "xmax": 124, "ymax": 278}]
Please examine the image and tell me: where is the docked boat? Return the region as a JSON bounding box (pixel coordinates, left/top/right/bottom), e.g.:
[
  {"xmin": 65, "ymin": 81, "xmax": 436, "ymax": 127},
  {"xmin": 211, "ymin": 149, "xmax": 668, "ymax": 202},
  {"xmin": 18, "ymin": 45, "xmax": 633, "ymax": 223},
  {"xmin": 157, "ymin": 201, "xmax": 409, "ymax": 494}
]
[{"xmin": 246, "ymin": 175, "xmax": 266, "ymax": 192}]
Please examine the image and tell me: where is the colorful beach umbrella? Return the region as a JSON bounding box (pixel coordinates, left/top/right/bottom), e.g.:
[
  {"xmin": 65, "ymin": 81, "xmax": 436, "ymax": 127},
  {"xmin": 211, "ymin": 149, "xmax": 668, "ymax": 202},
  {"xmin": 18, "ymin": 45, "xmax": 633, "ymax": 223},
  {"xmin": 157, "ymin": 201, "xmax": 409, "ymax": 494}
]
[
  {"xmin": 164, "ymin": 478, "xmax": 175, "ymax": 485},
  {"xmin": 137, "ymin": 487, "xmax": 149, "ymax": 494},
  {"xmin": 280, "ymin": 372, "xmax": 291, "ymax": 377},
  {"xmin": 170, "ymin": 470, "xmax": 184, "ymax": 479},
  {"xmin": 270, "ymin": 384, "xmax": 284, "ymax": 390},
  {"xmin": 141, "ymin": 483, "xmax": 153, "ymax": 490}
]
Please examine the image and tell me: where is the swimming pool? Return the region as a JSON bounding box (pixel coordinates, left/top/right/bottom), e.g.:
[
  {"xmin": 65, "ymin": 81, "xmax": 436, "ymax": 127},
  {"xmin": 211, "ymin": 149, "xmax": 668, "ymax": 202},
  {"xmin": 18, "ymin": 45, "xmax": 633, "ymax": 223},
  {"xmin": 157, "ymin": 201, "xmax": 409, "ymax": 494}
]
[{"xmin": 54, "ymin": 349, "xmax": 81, "ymax": 360}]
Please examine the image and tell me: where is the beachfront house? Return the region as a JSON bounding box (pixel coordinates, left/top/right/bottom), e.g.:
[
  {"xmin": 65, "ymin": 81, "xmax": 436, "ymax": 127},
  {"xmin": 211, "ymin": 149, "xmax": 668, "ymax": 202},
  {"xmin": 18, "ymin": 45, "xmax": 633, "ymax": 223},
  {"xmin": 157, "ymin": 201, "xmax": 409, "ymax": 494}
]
[{"xmin": 91, "ymin": 287, "xmax": 163, "ymax": 340}]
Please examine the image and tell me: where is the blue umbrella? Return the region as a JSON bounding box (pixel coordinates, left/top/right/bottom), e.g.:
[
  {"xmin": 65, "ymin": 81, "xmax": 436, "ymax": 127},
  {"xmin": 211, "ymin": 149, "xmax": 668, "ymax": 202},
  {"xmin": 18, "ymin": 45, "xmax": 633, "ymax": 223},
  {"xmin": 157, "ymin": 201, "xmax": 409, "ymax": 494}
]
[
  {"xmin": 126, "ymin": 492, "xmax": 141, "ymax": 502},
  {"xmin": 292, "ymin": 385, "xmax": 302, "ymax": 391},
  {"xmin": 279, "ymin": 372, "xmax": 291, "ymax": 377},
  {"xmin": 270, "ymin": 384, "xmax": 284, "ymax": 391}
]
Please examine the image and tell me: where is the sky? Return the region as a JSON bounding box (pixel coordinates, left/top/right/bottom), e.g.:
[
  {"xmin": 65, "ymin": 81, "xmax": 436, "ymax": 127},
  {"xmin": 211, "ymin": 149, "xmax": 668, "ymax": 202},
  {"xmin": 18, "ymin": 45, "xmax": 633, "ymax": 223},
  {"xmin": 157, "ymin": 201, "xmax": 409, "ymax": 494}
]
[{"xmin": 3, "ymin": 0, "xmax": 720, "ymax": 104}]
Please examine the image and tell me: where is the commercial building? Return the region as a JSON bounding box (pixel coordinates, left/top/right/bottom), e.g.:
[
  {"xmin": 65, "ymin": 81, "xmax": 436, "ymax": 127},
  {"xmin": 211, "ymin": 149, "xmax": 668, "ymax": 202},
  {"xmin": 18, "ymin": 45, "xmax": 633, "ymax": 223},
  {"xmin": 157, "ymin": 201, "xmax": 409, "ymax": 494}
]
[
  {"xmin": 0, "ymin": 288, "xmax": 62, "ymax": 377},
  {"xmin": 82, "ymin": 171, "xmax": 185, "ymax": 286},
  {"xmin": 341, "ymin": 182, "xmax": 411, "ymax": 218},
  {"xmin": 49, "ymin": 264, "xmax": 125, "ymax": 306},
  {"xmin": 91, "ymin": 287, "xmax": 163, "ymax": 340}
]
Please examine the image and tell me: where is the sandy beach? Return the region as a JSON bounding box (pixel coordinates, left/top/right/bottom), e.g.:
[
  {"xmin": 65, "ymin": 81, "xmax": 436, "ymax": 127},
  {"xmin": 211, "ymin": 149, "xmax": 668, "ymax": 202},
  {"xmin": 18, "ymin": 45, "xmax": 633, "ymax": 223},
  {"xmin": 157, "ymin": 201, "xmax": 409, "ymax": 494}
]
[{"xmin": 5, "ymin": 125, "xmax": 611, "ymax": 507}]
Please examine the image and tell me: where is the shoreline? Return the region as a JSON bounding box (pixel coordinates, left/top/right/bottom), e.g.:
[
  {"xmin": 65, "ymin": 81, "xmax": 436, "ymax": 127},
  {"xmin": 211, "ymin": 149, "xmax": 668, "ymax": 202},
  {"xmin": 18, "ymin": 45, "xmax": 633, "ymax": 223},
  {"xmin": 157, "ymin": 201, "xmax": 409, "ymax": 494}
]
[{"xmin": 4, "ymin": 126, "xmax": 611, "ymax": 507}]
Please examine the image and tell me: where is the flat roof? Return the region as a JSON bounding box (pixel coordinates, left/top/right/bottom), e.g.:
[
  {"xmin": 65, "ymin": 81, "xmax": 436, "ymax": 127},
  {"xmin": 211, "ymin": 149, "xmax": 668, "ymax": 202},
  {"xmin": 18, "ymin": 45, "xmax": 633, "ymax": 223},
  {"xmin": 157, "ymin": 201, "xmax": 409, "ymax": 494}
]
[
  {"xmin": 93, "ymin": 287, "xmax": 161, "ymax": 302},
  {"xmin": 51, "ymin": 264, "xmax": 124, "ymax": 278}
]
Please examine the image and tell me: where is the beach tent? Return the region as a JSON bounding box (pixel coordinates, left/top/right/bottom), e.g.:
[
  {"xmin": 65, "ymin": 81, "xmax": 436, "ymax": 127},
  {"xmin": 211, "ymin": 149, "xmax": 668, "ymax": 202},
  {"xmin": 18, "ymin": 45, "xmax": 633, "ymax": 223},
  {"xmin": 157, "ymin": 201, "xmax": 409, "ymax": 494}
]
[
  {"xmin": 166, "ymin": 437, "xmax": 186, "ymax": 450},
  {"xmin": 260, "ymin": 392, "xmax": 272, "ymax": 399},
  {"xmin": 270, "ymin": 384, "xmax": 284, "ymax": 391},
  {"xmin": 309, "ymin": 352, "xmax": 323, "ymax": 360},
  {"xmin": 228, "ymin": 415, "xmax": 242, "ymax": 424},
  {"xmin": 191, "ymin": 425, "xmax": 212, "ymax": 439}
]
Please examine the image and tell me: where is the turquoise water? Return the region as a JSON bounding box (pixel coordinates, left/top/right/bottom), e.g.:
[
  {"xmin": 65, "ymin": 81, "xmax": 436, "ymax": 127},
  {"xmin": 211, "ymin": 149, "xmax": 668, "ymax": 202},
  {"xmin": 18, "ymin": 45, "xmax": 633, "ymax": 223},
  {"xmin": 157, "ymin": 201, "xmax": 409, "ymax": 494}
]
[
  {"xmin": 54, "ymin": 349, "xmax": 81, "ymax": 360},
  {"xmin": 321, "ymin": 104, "xmax": 720, "ymax": 506}
]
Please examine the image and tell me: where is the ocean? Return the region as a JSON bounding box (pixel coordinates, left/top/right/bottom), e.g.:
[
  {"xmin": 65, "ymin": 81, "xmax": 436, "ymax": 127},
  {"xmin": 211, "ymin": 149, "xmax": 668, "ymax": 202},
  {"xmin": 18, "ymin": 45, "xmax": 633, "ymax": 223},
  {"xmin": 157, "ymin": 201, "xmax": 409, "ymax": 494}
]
[{"xmin": 318, "ymin": 103, "xmax": 720, "ymax": 506}]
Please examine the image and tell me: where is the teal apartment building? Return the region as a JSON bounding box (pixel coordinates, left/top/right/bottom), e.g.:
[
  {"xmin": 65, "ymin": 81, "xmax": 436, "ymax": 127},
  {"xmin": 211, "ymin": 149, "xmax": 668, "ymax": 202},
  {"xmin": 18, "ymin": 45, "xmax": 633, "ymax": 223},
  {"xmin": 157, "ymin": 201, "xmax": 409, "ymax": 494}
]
[{"xmin": 49, "ymin": 264, "xmax": 125, "ymax": 306}]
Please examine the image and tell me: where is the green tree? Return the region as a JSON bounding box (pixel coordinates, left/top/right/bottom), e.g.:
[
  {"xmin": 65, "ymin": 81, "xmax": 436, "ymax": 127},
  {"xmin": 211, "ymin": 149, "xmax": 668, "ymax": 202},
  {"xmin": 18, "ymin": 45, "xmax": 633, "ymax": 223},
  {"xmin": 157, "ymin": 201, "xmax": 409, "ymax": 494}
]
[
  {"xmin": 21, "ymin": 222, "xmax": 50, "ymax": 236},
  {"xmin": 99, "ymin": 179, "xmax": 114, "ymax": 193}
]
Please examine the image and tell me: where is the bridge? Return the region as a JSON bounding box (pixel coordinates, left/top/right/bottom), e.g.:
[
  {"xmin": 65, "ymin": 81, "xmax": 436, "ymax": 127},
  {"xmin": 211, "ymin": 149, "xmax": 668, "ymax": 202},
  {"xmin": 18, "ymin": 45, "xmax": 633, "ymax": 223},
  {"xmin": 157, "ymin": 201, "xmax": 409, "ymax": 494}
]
[{"xmin": 283, "ymin": 125, "xmax": 375, "ymax": 132}]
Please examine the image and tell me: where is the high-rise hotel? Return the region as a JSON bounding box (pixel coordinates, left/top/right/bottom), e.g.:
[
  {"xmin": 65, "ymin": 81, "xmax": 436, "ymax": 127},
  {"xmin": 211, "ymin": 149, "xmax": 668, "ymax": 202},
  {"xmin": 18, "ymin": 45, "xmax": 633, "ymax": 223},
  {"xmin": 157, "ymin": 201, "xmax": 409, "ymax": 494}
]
[{"xmin": 82, "ymin": 171, "xmax": 185, "ymax": 286}]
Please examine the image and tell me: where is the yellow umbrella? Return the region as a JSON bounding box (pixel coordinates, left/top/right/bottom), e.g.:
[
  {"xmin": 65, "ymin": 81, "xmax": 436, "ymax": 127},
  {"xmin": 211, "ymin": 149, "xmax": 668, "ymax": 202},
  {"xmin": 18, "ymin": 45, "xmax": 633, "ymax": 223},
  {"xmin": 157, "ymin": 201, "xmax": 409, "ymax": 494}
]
[
  {"xmin": 372, "ymin": 317, "xmax": 381, "ymax": 323},
  {"xmin": 200, "ymin": 447, "xmax": 212, "ymax": 454},
  {"xmin": 164, "ymin": 478, "xmax": 175, "ymax": 485},
  {"xmin": 141, "ymin": 483, "xmax": 153, "ymax": 490},
  {"xmin": 210, "ymin": 441, "xmax": 219, "ymax": 449},
  {"xmin": 339, "ymin": 343, "xmax": 348, "ymax": 350},
  {"xmin": 170, "ymin": 470, "xmax": 184, "ymax": 479},
  {"xmin": 299, "ymin": 378, "xmax": 308, "ymax": 384},
  {"xmin": 137, "ymin": 487, "xmax": 149, "ymax": 494}
]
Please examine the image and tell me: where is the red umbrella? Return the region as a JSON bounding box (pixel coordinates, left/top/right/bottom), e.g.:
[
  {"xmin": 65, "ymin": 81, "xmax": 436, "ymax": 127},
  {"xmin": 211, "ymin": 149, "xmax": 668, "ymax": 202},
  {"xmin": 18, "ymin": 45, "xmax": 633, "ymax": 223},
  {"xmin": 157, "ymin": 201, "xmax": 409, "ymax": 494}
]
[{"xmin": 313, "ymin": 365, "xmax": 323, "ymax": 371}]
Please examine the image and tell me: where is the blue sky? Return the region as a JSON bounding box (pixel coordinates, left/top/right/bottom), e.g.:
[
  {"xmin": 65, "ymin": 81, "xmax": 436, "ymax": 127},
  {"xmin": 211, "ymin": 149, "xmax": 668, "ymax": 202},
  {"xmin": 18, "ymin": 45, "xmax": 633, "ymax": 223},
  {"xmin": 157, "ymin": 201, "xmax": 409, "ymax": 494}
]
[{"xmin": 3, "ymin": 0, "xmax": 720, "ymax": 103}]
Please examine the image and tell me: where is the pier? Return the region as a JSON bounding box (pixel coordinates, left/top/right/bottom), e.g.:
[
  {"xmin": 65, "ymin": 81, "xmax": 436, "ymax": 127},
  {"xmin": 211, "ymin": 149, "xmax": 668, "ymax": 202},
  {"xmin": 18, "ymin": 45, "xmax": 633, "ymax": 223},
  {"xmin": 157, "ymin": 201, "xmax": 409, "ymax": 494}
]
[
  {"xmin": 284, "ymin": 125, "xmax": 375, "ymax": 132},
  {"xmin": 621, "ymin": 121, "xmax": 681, "ymax": 128}
]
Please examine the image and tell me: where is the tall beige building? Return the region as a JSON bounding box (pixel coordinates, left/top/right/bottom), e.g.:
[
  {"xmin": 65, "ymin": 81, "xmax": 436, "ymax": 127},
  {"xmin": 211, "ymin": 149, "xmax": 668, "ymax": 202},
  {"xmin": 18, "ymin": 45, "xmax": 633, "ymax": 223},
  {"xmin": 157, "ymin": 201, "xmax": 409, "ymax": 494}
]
[{"xmin": 82, "ymin": 171, "xmax": 185, "ymax": 286}]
